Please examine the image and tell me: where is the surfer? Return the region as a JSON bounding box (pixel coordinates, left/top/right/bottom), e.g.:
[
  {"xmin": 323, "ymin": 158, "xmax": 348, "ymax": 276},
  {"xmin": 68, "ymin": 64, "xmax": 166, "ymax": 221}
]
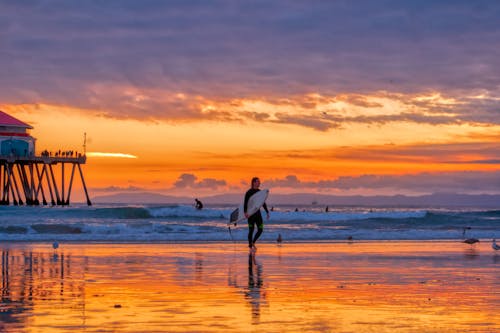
[
  {"xmin": 244, "ymin": 177, "xmax": 270, "ymax": 251},
  {"xmin": 195, "ymin": 198, "xmax": 203, "ymax": 210}
]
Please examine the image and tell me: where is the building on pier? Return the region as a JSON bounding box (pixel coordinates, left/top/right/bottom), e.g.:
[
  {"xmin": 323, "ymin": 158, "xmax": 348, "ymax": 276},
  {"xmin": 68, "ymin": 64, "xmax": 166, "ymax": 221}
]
[
  {"xmin": 0, "ymin": 110, "xmax": 35, "ymax": 157},
  {"xmin": 0, "ymin": 110, "xmax": 91, "ymax": 206}
]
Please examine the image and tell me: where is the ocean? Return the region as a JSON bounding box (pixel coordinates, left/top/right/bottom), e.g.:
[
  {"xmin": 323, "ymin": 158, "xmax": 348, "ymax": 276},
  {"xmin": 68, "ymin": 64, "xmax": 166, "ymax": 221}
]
[{"xmin": 0, "ymin": 203, "xmax": 499, "ymax": 242}]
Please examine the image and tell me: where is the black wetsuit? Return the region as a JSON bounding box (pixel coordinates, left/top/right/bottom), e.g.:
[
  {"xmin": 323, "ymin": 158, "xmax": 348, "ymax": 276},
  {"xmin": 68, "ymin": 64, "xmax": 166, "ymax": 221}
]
[
  {"xmin": 195, "ymin": 199, "xmax": 203, "ymax": 210},
  {"xmin": 244, "ymin": 188, "xmax": 269, "ymax": 248}
]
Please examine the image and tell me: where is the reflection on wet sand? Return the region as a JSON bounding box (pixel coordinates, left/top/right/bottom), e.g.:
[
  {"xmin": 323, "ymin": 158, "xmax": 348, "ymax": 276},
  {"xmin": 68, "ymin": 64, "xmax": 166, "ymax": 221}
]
[
  {"xmin": 227, "ymin": 251, "xmax": 267, "ymax": 325},
  {"xmin": 245, "ymin": 253, "xmax": 266, "ymax": 324},
  {"xmin": 463, "ymin": 247, "xmax": 480, "ymax": 259},
  {"xmin": 1, "ymin": 250, "xmax": 84, "ymax": 332},
  {"xmin": 0, "ymin": 242, "xmax": 498, "ymax": 333}
]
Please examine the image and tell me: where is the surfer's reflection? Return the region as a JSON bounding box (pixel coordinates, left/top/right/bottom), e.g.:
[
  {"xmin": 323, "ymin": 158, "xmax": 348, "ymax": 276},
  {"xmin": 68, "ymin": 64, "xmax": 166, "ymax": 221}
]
[
  {"xmin": 195, "ymin": 252, "xmax": 203, "ymax": 282},
  {"xmin": 226, "ymin": 252, "xmax": 267, "ymax": 324},
  {"xmin": 245, "ymin": 253, "xmax": 266, "ymax": 324}
]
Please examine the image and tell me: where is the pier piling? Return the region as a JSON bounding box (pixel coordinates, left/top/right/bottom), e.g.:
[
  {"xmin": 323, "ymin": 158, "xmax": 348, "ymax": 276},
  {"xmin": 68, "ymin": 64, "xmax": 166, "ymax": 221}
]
[{"xmin": 0, "ymin": 155, "xmax": 92, "ymax": 206}]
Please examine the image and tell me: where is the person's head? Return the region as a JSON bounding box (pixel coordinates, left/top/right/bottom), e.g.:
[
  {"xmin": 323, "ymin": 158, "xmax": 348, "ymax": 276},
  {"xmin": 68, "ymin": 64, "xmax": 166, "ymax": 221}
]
[{"xmin": 251, "ymin": 177, "xmax": 261, "ymax": 189}]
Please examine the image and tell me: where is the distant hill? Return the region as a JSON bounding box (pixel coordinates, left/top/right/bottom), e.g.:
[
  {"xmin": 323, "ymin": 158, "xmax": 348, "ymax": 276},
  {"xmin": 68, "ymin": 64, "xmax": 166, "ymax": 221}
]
[
  {"xmin": 93, "ymin": 192, "xmax": 193, "ymax": 204},
  {"xmin": 93, "ymin": 191, "xmax": 500, "ymax": 208},
  {"xmin": 206, "ymin": 192, "xmax": 500, "ymax": 207}
]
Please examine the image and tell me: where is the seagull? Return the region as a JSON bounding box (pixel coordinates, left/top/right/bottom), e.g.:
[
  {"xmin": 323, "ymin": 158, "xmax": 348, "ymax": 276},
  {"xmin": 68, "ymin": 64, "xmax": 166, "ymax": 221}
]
[
  {"xmin": 52, "ymin": 241, "xmax": 59, "ymax": 250},
  {"xmin": 463, "ymin": 238, "xmax": 480, "ymax": 245},
  {"xmin": 493, "ymin": 239, "xmax": 500, "ymax": 251},
  {"xmin": 462, "ymin": 227, "xmax": 479, "ymax": 245}
]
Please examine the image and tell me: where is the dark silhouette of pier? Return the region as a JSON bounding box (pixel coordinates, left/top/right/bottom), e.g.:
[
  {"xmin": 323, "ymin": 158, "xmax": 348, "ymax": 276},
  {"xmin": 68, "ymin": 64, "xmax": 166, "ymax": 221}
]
[{"xmin": 0, "ymin": 154, "xmax": 92, "ymax": 206}]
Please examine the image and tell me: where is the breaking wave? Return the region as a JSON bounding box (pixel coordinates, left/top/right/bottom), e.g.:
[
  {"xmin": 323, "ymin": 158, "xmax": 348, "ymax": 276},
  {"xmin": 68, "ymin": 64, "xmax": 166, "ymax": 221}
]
[{"xmin": 0, "ymin": 204, "xmax": 498, "ymax": 242}]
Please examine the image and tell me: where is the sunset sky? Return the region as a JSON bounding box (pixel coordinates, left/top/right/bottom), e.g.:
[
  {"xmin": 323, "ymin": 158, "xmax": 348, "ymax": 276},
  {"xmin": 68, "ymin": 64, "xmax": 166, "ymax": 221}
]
[{"xmin": 1, "ymin": 1, "xmax": 499, "ymax": 198}]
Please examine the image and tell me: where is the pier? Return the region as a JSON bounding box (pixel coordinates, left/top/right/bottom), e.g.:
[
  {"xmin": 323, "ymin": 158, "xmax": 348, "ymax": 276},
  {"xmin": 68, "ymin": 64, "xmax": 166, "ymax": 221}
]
[
  {"xmin": 0, "ymin": 155, "xmax": 92, "ymax": 206},
  {"xmin": 0, "ymin": 110, "xmax": 91, "ymax": 206}
]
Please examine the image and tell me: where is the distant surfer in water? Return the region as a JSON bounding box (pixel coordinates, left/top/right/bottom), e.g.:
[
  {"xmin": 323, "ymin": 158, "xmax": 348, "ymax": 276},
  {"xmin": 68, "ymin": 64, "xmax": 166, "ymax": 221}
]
[
  {"xmin": 244, "ymin": 177, "xmax": 269, "ymax": 251},
  {"xmin": 195, "ymin": 198, "xmax": 203, "ymax": 210}
]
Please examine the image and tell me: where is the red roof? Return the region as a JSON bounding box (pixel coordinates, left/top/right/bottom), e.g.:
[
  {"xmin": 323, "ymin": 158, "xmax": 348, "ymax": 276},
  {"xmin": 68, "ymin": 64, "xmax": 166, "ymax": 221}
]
[{"xmin": 0, "ymin": 110, "xmax": 33, "ymax": 129}]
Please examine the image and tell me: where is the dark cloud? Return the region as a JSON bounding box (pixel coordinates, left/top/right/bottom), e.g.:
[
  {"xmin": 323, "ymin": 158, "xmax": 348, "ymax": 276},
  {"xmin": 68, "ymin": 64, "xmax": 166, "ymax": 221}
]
[
  {"xmin": 173, "ymin": 173, "xmax": 226, "ymax": 190},
  {"xmin": 0, "ymin": 1, "xmax": 498, "ymax": 126},
  {"xmin": 337, "ymin": 95, "xmax": 383, "ymax": 108},
  {"xmin": 273, "ymin": 112, "xmax": 341, "ymax": 131}
]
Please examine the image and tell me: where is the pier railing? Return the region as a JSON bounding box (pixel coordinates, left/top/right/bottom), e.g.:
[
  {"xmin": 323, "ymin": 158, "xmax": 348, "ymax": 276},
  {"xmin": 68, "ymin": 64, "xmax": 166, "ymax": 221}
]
[{"xmin": 0, "ymin": 155, "xmax": 91, "ymax": 206}]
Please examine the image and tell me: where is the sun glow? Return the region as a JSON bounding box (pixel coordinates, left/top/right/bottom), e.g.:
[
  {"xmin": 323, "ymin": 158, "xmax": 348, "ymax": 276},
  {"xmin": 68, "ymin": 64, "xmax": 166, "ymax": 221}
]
[{"xmin": 87, "ymin": 152, "xmax": 138, "ymax": 159}]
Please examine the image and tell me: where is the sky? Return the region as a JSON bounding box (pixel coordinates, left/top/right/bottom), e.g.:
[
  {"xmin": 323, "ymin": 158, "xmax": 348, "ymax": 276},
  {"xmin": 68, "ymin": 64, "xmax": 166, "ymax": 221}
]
[{"xmin": 1, "ymin": 0, "xmax": 499, "ymax": 199}]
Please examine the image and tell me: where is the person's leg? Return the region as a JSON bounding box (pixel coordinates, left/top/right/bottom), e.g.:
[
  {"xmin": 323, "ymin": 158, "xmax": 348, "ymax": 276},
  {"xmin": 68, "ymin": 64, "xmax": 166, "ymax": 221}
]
[
  {"xmin": 252, "ymin": 215, "xmax": 264, "ymax": 246},
  {"xmin": 248, "ymin": 223, "xmax": 255, "ymax": 248},
  {"xmin": 252, "ymin": 227, "xmax": 263, "ymax": 244}
]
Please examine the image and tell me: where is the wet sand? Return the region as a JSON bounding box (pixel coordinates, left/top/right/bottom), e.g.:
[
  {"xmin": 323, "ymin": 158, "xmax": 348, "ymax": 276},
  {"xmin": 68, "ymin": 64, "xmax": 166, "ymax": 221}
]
[{"xmin": 0, "ymin": 241, "xmax": 498, "ymax": 332}]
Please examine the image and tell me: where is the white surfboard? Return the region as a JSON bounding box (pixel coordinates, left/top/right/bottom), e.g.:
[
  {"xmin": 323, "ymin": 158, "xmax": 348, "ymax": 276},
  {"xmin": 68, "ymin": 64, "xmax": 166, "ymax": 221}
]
[{"xmin": 229, "ymin": 189, "xmax": 269, "ymax": 225}]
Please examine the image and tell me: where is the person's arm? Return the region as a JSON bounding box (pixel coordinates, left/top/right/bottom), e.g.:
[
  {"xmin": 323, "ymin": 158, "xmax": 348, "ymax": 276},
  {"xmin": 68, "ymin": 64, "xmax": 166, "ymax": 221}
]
[
  {"xmin": 262, "ymin": 202, "xmax": 269, "ymax": 214},
  {"xmin": 263, "ymin": 202, "xmax": 270, "ymax": 219}
]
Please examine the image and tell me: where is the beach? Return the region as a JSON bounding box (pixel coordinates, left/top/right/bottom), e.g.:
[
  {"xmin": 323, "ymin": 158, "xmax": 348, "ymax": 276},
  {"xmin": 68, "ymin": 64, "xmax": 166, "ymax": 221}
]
[{"xmin": 0, "ymin": 241, "xmax": 498, "ymax": 332}]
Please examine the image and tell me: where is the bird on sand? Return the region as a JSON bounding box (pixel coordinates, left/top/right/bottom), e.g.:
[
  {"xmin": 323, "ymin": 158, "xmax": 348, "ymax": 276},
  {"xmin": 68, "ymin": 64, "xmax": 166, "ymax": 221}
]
[
  {"xmin": 462, "ymin": 227, "xmax": 479, "ymax": 245},
  {"xmin": 52, "ymin": 241, "xmax": 59, "ymax": 250},
  {"xmin": 463, "ymin": 238, "xmax": 480, "ymax": 245},
  {"xmin": 492, "ymin": 239, "xmax": 500, "ymax": 251}
]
